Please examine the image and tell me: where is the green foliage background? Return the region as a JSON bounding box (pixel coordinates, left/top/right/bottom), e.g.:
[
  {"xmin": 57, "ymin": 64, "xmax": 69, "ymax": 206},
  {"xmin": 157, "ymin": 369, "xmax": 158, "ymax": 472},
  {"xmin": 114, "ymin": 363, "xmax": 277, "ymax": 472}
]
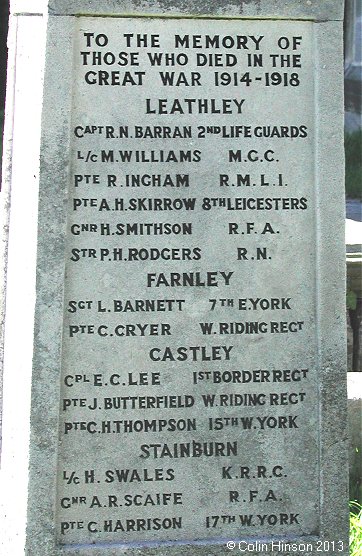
[
  {"xmin": 350, "ymin": 503, "xmax": 362, "ymax": 556},
  {"xmin": 345, "ymin": 130, "xmax": 362, "ymax": 199}
]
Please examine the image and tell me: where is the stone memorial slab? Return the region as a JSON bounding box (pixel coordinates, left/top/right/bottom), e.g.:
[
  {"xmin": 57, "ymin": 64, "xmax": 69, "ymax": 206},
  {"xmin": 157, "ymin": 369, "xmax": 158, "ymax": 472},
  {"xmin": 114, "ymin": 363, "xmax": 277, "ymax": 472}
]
[{"xmin": 0, "ymin": 1, "xmax": 348, "ymax": 555}]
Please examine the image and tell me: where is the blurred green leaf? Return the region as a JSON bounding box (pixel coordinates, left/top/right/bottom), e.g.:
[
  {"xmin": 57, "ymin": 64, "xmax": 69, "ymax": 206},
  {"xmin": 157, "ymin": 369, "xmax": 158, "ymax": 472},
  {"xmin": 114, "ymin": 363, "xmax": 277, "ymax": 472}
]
[{"xmin": 347, "ymin": 289, "xmax": 358, "ymax": 310}]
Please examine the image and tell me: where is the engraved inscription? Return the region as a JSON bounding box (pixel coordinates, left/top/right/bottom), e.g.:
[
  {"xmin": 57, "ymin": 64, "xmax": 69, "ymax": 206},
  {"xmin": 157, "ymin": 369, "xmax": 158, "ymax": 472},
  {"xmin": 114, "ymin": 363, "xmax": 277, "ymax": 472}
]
[{"xmin": 56, "ymin": 18, "xmax": 318, "ymax": 545}]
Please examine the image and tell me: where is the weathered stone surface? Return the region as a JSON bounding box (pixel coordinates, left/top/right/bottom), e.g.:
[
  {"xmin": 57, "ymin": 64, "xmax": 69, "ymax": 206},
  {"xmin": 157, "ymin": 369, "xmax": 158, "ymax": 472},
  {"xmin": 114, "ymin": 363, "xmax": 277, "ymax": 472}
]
[
  {"xmin": 45, "ymin": 0, "xmax": 344, "ymax": 20},
  {"xmin": 0, "ymin": 12, "xmax": 47, "ymax": 555},
  {"xmin": 60, "ymin": 16, "xmax": 315, "ymax": 543}
]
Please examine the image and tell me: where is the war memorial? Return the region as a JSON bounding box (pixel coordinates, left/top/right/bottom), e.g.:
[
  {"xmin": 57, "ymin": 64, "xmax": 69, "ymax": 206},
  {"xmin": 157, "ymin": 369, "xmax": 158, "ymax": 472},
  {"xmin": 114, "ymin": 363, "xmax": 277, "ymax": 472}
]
[{"xmin": 0, "ymin": 1, "xmax": 348, "ymax": 554}]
